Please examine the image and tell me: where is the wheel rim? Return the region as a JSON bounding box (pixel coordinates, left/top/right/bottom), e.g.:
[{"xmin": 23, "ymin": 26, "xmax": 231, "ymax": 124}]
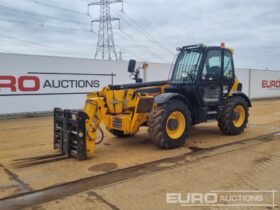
[
  {"xmin": 233, "ymin": 105, "xmax": 245, "ymax": 127},
  {"xmin": 166, "ymin": 111, "xmax": 186, "ymax": 140}
]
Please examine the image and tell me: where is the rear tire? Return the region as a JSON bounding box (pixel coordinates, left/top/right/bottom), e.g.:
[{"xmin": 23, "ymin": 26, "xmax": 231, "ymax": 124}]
[
  {"xmin": 218, "ymin": 96, "xmax": 249, "ymax": 135},
  {"xmin": 148, "ymin": 100, "xmax": 192, "ymax": 149}
]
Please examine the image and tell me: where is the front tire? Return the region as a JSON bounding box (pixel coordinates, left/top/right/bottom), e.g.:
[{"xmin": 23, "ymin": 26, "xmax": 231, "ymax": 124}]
[
  {"xmin": 148, "ymin": 100, "xmax": 192, "ymax": 149},
  {"xmin": 218, "ymin": 96, "xmax": 249, "ymax": 135}
]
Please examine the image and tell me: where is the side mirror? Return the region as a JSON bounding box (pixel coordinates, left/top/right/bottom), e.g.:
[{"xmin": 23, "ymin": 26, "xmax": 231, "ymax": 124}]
[{"xmin": 128, "ymin": 59, "xmax": 136, "ymax": 73}]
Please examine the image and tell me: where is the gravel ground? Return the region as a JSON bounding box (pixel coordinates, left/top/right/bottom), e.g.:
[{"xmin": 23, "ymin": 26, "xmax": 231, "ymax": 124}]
[{"xmin": 0, "ymin": 99, "xmax": 279, "ymax": 209}]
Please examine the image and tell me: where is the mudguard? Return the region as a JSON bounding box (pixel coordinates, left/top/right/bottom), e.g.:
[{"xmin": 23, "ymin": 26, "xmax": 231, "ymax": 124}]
[
  {"xmin": 231, "ymin": 92, "xmax": 252, "ymax": 107},
  {"xmin": 155, "ymin": 93, "xmax": 191, "ymax": 108}
]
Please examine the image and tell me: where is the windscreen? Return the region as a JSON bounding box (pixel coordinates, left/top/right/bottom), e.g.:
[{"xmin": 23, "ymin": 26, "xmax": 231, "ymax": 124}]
[{"xmin": 171, "ymin": 50, "xmax": 202, "ymax": 84}]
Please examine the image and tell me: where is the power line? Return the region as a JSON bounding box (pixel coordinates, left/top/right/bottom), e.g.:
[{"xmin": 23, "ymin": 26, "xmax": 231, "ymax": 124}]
[
  {"xmin": 0, "ymin": 8, "xmax": 146, "ymax": 61},
  {"xmin": 118, "ymin": 29, "xmax": 169, "ymax": 62},
  {"xmin": 0, "ymin": 26, "xmax": 161, "ymax": 62},
  {"xmin": 125, "ymin": 1, "xmax": 177, "ymax": 49},
  {"xmin": 0, "ymin": 5, "xmax": 89, "ymax": 27},
  {"xmin": 0, "ymin": 36, "xmax": 89, "ymax": 57},
  {"xmin": 115, "ymin": 31, "xmax": 161, "ymax": 61},
  {"xmin": 87, "ymin": 0, "xmax": 172, "ymax": 61},
  {"xmin": 0, "ymin": 17, "xmax": 93, "ymax": 34},
  {"xmin": 119, "ymin": 12, "xmax": 175, "ymax": 56},
  {"xmin": 85, "ymin": 0, "xmax": 176, "ymax": 52},
  {"xmin": 0, "ymin": 34, "xmax": 146, "ymax": 61},
  {"xmin": 24, "ymin": 0, "xmax": 87, "ymax": 15},
  {"xmin": 0, "ymin": 3, "xmax": 93, "ymax": 58},
  {"xmin": 116, "ymin": 45, "xmax": 145, "ymax": 61},
  {"xmin": 0, "ymin": 2, "xmax": 171, "ymax": 62}
]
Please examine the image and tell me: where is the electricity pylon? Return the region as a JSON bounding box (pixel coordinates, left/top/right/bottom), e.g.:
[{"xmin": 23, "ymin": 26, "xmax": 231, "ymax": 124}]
[{"xmin": 88, "ymin": 0, "xmax": 123, "ymax": 60}]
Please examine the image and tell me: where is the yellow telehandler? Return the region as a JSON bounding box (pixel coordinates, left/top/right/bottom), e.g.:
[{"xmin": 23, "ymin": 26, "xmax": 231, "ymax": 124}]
[{"xmin": 54, "ymin": 44, "xmax": 251, "ymax": 160}]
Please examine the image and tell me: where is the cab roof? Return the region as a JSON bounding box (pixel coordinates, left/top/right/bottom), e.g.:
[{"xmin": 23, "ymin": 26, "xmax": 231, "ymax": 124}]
[{"xmin": 179, "ymin": 44, "xmax": 234, "ymax": 54}]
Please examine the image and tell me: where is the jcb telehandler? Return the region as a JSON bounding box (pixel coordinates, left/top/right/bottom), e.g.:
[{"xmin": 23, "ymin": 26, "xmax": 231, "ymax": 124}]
[{"xmin": 54, "ymin": 43, "xmax": 251, "ymax": 160}]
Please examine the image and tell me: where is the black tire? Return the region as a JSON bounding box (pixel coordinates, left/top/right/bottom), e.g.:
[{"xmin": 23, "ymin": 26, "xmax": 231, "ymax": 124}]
[
  {"xmin": 109, "ymin": 129, "xmax": 133, "ymax": 138},
  {"xmin": 218, "ymin": 96, "xmax": 249, "ymax": 135},
  {"xmin": 148, "ymin": 100, "xmax": 192, "ymax": 149}
]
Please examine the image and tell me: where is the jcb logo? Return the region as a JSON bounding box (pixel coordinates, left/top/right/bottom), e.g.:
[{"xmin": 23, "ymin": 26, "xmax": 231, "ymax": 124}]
[{"xmin": 0, "ymin": 76, "xmax": 40, "ymax": 92}]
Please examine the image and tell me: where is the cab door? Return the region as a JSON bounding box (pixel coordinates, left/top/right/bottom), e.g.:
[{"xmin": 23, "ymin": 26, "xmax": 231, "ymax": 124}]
[
  {"xmin": 199, "ymin": 49, "xmax": 223, "ymax": 106},
  {"xmin": 222, "ymin": 50, "xmax": 235, "ymax": 99}
]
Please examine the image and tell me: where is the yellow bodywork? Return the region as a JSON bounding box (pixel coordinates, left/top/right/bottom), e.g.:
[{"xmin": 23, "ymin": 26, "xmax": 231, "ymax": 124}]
[
  {"xmin": 166, "ymin": 111, "xmax": 186, "ymax": 140},
  {"xmin": 233, "ymin": 105, "xmax": 246, "ymax": 127},
  {"xmin": 82, "ymin": 78, "xmax": 242, "ymax": 158},
  {"xmin": 229, "ymin": 79, "xmax": 240, "ymax": 96},
  {"xmin": 82, "ymin": 84, "xmax": 169, "ymax": 157}
]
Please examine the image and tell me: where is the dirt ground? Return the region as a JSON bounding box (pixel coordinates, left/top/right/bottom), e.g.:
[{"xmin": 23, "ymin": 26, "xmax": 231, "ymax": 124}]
[
  {"xmin": 0, "ymin": 99, "xmax": 279, "ymax": 209},
  {"xmin": 30, "ymin": 134, "xmax": 280, "ymax": 210}
]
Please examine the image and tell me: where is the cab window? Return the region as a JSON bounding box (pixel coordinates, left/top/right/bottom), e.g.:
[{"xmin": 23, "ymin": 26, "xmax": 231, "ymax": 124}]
[
  {"xmin": 202, "ymin": 50, "xmax": 222, "ymax": 81},
  {"xmin": 223, "ymin": 51, "xmax": 234, "ymax": 81}
]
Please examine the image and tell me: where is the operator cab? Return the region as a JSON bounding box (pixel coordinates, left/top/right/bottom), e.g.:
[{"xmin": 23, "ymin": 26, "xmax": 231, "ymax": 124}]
[{"xmin": 170, "ymin": 43, "xmax": 237, "ymax": 107}]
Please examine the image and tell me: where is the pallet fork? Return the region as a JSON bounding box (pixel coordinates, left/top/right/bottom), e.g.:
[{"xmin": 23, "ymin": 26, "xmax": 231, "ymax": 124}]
[{"xmin": 54, "ymin": 108, "xmax": 89, "ymax": 160}]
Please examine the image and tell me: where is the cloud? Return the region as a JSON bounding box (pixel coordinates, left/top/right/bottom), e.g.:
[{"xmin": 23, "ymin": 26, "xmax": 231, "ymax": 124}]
[{"xmin": 0, "ymin": 0, "xmax": 279, "ymax": 69}]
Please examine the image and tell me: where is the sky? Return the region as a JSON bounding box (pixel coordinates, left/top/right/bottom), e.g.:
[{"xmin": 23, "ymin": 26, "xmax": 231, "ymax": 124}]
[{"xmin": 0, "ymin": 0, "xmax": 280, "ymax": 70}]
